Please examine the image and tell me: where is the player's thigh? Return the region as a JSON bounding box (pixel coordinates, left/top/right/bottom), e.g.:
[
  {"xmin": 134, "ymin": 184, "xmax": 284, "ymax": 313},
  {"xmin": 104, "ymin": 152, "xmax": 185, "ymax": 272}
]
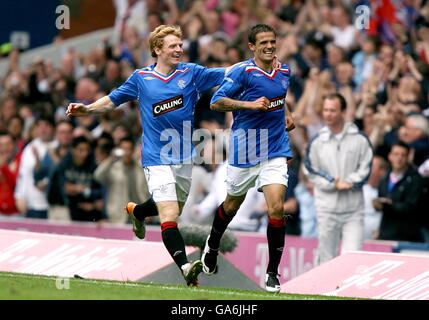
[
  {"xmin": 226, "ymin": 164, "xmax": 258, "ymax": 198},
  {"xmin": 144, "ymin": 165, "xmax": 179, "ymax": 203},
  {"xmin": 256, "ymin": 157, "xmax": 289, "ymax": 192},
  {"xmin": 156, "ymin": 201, "xmax": 180, "ymax": 223},
  {"xmin": 261, "ymin": 183, "xmax": 287, "ymax": 218},
  {"xmin": 172, "ymin": 164, "xmax": 192, "ymax": 205}
]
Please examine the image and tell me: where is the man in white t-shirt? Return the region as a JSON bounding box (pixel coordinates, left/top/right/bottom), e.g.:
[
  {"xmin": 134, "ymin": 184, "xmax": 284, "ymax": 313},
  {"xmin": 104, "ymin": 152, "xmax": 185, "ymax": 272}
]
[
  {"xmin": 14, "ymin": 116, "xmax": 56, "ymax": 219},
  {"xmin": 363, "ymin": 156, "xmax": 388, "ymax": 240},
  {"xmin": 326, "ymin": 6, "xmax": 357, "ymax": 52}
]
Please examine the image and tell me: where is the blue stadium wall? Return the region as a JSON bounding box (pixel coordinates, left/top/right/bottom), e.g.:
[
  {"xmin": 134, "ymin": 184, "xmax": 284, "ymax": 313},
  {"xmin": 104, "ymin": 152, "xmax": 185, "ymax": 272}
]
[{"xmin": 0, "ymin": 0, "xmax": 60, "ymax": 49}]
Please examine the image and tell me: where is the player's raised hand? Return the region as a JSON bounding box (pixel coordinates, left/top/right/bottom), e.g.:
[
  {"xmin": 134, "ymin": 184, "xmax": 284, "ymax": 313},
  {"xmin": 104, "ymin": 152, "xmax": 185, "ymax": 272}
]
[
  {"xmin": 248, "ymin": 97, "xmax": 269, "ymax": 111},
  {"xmin": 66, "ymin": 103, "xmax": 88, "ymax": 117}
]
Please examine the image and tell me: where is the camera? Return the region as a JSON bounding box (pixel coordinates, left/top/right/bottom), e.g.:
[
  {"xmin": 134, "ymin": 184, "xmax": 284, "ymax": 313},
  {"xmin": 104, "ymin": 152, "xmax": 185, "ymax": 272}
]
[{"xmin": 112, "ymin": 148, "xmax": 125, "ymax": 158}]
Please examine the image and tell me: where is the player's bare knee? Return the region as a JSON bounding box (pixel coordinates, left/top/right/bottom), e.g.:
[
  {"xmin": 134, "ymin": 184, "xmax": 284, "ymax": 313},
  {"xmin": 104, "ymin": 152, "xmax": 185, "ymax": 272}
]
[
  {"xmin": 223, "ymin": 199, "xmax": 240, "ymax": 216},
  {"xmin": 159, "ymin": 210, "xmax": 179, "ymax": 223},
  {"xmin": 224, "ymin": 193, "xmax": 246, "ymax": 215},
  {"xmin": 159, "ymin": 215, "xmax": 179, "ymax": 224},
  {"xmin": 267, "ymin": 202, "xmax": 284, "ymax": 219}
]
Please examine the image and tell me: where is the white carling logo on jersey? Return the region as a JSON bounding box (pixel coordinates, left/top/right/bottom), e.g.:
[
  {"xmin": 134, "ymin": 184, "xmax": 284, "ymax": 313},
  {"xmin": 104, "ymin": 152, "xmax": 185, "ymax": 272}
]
[
  {"xmin": 153, "ymin": 95, "xmax": 183, "ymax": 117},
  {"xmin": 267, "ymin": 96, "xmax": 285, "ymax": 111}
]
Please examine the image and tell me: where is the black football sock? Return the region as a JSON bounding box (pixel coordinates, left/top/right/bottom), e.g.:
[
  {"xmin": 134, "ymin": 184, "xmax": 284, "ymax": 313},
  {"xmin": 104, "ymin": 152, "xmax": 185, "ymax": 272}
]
[
  {"xmin": 266, "ymin": 216, "xmax": 286, "ymax": 274},
  {"xmin": 133, "ymin": 198, "xmax": 158, "ymax": 221},
  {"xmin": 207, "ymin": 203, "xmax": 235, "ymax": 250},
  {"xmin": 161, "ymin": 221, "xmax": 188, "ymax": 269}
]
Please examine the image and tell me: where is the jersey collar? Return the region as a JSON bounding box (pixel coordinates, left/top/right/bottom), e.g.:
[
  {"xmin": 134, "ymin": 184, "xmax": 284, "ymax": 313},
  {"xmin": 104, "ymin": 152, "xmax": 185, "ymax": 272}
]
[
  {"xmin": 138, "ymin": 64, "xmax": 189, "ymax": 82},
  {"xmin": 245, "ymin": 59, "xmax": 289, "ymax": 79}
]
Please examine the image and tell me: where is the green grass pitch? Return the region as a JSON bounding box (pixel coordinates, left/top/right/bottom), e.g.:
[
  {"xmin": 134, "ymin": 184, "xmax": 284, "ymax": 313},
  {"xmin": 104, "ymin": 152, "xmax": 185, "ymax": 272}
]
[{"xmin": 0, "ymin": 272, "xmax": 356, "ymax": 300}]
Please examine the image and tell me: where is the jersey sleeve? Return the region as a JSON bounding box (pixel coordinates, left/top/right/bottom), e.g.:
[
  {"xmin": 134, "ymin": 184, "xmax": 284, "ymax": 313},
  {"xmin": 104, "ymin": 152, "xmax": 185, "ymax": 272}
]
[
  {"xmin": 192, "ymin": 64, "xmax": 225, "ymax": 92},
  {"xmin": 108, "ymin": 70, "xmax": 139, "ymax": 106},
  {"xmin": 210, "ymin": 65, "xmax": 245, "ymax": 104},
  {"xmin": 281, "ymin": 63, "xmax": 291, "ymax": 77}
]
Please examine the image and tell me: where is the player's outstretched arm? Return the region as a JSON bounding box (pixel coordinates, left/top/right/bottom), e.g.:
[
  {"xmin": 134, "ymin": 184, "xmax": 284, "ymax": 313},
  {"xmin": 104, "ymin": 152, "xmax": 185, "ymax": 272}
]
[
  {"xmin": 211, "ymin": 97, "xmax": 269, "ymax": 112},
  {"xmin": 66, "ymin": 96, "xmax": 115, "ymax": 117}
]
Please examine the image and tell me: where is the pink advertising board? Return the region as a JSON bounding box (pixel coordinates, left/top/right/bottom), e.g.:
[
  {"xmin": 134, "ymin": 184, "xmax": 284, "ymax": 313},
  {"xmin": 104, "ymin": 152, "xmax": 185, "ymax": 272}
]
[
  {"xmin": 0, "ymin": 218, "xmax": 136, "ymax": 240},
  {"xmin": 0, "ymin": 229, "xmax": 195, "ymax": 281},
  {"xmin": 225, "ymin": 232, "xmax": 395, "ymax": 288},
  {"xmin": 281, "ymin": 251, "xmax": 429, "ymax": 300},
  {"xmin": 0, "ymin": 219, "xmax": 395, "ymax": 287},
  {"xmin": 0, "ymin": 218, "xmax": 163, "ymax": 241}
]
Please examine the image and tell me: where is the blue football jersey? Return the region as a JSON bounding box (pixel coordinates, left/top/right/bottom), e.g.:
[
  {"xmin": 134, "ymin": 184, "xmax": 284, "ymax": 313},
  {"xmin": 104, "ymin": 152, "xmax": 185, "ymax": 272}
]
[
  {"xmin": 109, "ymin": 63, "xmax": 224, "ymax": 166},
  {"xmin": 211, "ymin": 59, "xmax": 293, "ymax": 168}
]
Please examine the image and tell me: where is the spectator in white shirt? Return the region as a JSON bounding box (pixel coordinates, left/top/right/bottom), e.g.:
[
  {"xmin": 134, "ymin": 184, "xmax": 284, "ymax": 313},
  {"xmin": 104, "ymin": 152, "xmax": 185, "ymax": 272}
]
[
  {"xmin": 326, "ymin": 6, "xmax": 357, "ymax": 52},
  {"xmin": 363, "ymin": 155, "xmax": 388, "ymax": 240},
  {"xmin": 14, "ymin": 116, "xmax": 56, "ymax": 219}
]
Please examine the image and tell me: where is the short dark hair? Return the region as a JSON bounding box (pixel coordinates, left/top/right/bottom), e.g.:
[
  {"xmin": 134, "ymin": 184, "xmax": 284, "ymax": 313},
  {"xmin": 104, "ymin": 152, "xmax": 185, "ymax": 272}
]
[
  {"xmin": 72, "ymin": 135, "xmax": 90, "ymax": 149},
  {"xmin": 56, "ymin": 119, "xmax": 75, "ymax": 129},
  {"xmin": 324, "ymin": 93, "xmax": 347, "ymax": 111},
  {"xmin": 391, "ymin": 141, "xmax": 410, "ymax": 154},
  {"xmin": 248, "ymin": 24, "xmax": 276, "ymax": 45},
  {"xmin": 36, "ymin": 115, "xmax": 55, "ymax": 127},
  {"xmin": 96, "ymin": 132, "xmax": 115, "ymax": 155},
  {"xmin": 119, "ymin": 136, "xmax": 135, "ymax": 147},
  {"xmin": 0, "ymin": 130, "xmax": 10, "ymax": 137},
  {"xmin": 228, "ymin": 45, "xmax": 245, "ymax": 60},
  {"xmin": 366, "ymin": 35, "xmax": 381, "ymax": 52},
  {"xmin": 206, "ymin": 55, "xmax": 224, "ymax": 65},
  {"xmin": 9, "ymin": 115, "xmax": 24, "ymax": 126}
]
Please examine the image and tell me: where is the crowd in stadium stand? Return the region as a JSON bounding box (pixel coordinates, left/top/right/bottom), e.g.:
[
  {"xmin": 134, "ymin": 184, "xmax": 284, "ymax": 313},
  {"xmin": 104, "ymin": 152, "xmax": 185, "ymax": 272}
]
[{"xmin": 0, "ymin": 0, "xmax": 428, "ymax": 244}]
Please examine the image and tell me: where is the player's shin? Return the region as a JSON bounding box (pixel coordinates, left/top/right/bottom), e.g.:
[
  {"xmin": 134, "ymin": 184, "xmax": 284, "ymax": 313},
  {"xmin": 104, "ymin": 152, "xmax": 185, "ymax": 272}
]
[
  {"xmin": 266, "ymin": 216, "xmax": 286, "ymax": 274},
  {"xmin": 161, "ymin": 221, "xmax": 203, "ymax": 286},
  {"xmin": 207, "ymin": 202, "xmax": 235, "ymax": 249},
  {"xmin": 161, "ymin": 221, "xmax": 188, "ymax": 268}
]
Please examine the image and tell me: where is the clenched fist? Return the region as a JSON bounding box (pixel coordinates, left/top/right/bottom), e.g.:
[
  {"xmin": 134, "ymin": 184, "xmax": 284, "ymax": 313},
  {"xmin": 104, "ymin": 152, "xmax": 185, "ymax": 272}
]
[
  {"xmin": 248, "ymin": 97, "xmax": 270, "ymax": 111},
  {"xmin": 66, "ymin": 103, "xmax": 89, "ymax": 117}
]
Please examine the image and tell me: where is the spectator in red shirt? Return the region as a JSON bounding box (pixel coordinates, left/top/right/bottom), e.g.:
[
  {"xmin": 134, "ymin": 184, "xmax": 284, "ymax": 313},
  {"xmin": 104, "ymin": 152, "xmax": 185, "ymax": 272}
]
[{"xmin": 0, "ymin": 131, "xmax": 22, "ymax": 215}]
